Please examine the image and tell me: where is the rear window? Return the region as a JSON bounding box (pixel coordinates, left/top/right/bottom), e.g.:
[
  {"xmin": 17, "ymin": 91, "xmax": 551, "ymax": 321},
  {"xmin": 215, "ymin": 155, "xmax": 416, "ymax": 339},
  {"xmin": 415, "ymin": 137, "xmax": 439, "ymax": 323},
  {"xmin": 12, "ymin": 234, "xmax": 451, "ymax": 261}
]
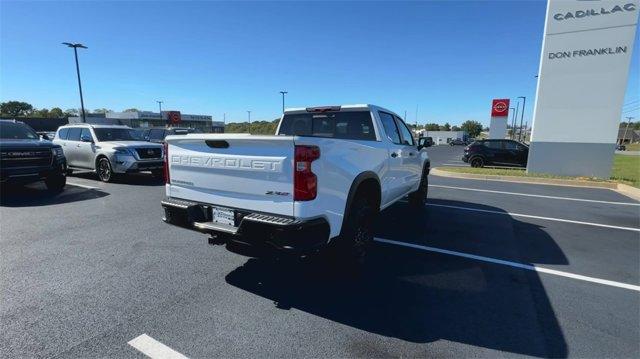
[{"xmin": 277, "ymin": 111, "xmax": 376, "ymax": 141}]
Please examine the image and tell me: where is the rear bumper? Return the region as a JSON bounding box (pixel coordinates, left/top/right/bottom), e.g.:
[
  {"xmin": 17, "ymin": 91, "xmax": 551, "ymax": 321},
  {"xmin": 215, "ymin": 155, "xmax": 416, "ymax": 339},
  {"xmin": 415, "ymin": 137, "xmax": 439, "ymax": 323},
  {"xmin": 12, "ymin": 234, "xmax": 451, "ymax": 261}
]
[{"xmin": 161, "ymin": 197, "xmax": 330, "ymax": 255}]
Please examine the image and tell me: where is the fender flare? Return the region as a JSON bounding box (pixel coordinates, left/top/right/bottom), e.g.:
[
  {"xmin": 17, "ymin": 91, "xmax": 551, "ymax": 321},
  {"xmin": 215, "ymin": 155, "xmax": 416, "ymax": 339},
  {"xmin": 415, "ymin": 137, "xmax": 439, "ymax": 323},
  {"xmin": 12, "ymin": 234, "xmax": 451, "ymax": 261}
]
[{"xmin": 339, "ymin": 171, "xmax": 381, "ymax": 237}]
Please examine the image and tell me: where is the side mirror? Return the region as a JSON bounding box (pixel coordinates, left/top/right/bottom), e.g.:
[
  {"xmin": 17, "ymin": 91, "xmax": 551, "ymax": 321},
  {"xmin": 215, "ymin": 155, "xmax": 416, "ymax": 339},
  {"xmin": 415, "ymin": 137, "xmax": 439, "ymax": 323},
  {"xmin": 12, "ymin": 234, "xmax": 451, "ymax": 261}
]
[
  {"xmin": 40, "ymin": 134, "xmax": 50, "ymax": 141},
  {"xmin": 81, "ymin": 134, "xmax": 93, "ymax": 143}
]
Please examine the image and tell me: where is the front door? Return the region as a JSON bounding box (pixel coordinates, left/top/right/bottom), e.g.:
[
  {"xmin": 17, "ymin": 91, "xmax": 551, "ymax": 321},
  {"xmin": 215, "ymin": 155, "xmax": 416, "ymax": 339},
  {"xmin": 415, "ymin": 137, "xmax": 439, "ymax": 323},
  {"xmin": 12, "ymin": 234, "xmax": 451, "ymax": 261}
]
[
  {"xmin": 393, "ymin": 115, "xmax": 422, "ymax": 193},
  {"xmin": 75, "ymin": 128, "xmax": 96, "ymax": 168}
]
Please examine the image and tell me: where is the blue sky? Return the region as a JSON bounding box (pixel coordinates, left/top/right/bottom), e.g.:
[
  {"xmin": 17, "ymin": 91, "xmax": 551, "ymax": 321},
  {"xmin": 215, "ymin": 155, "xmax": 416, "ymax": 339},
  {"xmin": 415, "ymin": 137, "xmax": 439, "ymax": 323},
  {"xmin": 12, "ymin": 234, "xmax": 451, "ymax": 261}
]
[{"xmin": 1, "ymin": 1, "xmax": 638, "ymax": 125}]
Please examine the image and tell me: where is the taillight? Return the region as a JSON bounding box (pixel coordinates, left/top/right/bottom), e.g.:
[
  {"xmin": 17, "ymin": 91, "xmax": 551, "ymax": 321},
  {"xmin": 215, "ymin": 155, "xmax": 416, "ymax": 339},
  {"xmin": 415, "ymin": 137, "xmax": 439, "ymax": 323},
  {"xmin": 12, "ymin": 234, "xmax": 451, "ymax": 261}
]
[
  {"xmin": 163, "ymin": 141, "xmax": 170, "ymax": 184},
  {"xmin": 294, "ymin": 145, "xmax": 320, "ymax": 201}
]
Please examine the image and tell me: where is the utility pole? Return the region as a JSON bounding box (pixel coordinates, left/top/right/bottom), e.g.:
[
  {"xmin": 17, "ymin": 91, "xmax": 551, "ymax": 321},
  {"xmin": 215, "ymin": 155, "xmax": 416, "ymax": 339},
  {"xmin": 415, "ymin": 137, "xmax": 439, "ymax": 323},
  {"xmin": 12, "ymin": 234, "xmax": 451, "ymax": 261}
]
[
  {"xmin": 622, "ymin": 116, "xmax": 634, "ymax": 145},
  {"xmin": 62, "ymin": 42, "xmax": 88, "ymax": 122},
  {"xmin": 247, "ymin": 110, "xmax": 251, "ymax": 133},
  {"xmin": 223, "ymin": 113, "xmax": 226, "ymax": 124},
  {"xmin": 279, "ymin": 91, "xmax": 288, "ymax": 113},
  {"xmin": 415, "ymin": 104, "xmax": 418, "ymax": 124},
  {"xmin": 517, "ymin": 96, "xmax": 527, "ymax": 141},
  {"xmin": 404, "ymin": 110, "xmax": 407, "ymax": 121}
]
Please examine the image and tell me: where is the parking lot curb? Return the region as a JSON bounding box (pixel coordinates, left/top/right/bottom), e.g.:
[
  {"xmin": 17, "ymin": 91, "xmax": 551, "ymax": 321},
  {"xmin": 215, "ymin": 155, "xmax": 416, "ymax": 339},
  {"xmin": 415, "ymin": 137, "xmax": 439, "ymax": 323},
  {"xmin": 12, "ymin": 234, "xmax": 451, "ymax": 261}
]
[
  {"xmin": 616, "ymin": 183, "xmax": 640, "ymax": 201},
  {"xmin": 431, "ymin": 168, "xmax": 640, "ymax": 201}
]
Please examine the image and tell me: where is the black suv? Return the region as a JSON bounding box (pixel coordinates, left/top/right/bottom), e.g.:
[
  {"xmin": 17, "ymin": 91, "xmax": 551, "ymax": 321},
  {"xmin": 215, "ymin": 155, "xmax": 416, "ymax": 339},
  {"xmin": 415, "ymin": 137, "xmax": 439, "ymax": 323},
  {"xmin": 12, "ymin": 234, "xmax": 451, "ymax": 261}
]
[
  {"xmin": 462, "ymin": 139, "xmax": 529, "ymax": 168},
  {"xmin": 0, "ymin": 120, "xmax": 67, "ymax": 192}
]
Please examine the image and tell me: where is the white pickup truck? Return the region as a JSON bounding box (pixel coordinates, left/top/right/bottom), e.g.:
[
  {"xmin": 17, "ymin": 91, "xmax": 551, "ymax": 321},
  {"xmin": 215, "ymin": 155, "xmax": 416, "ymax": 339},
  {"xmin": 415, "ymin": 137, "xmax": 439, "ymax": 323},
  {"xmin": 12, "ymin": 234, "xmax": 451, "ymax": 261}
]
[{"xmin": 161, "ymin": 104, "xmax": 430, "ymax": 260}]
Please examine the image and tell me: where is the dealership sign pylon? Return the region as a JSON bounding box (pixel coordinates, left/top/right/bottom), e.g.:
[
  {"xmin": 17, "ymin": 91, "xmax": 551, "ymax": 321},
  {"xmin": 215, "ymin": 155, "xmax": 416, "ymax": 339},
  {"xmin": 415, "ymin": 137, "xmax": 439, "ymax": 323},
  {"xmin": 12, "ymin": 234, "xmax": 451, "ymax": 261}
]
[
  {"xmin": 489, "ymin": 99, "xmax": 510, "ymax": 139},
  {"xmin": 527, "ymin": 0, "xmax": 638, "ymax": 178}
]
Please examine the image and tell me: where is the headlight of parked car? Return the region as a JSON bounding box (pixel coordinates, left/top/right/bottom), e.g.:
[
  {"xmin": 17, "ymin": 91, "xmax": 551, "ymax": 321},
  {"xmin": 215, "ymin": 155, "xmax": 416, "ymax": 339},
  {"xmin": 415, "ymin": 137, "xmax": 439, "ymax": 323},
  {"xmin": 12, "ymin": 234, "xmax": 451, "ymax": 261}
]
[{"xmin": 51, "ymin": 147, "xmax": 64, "ymax": 157}]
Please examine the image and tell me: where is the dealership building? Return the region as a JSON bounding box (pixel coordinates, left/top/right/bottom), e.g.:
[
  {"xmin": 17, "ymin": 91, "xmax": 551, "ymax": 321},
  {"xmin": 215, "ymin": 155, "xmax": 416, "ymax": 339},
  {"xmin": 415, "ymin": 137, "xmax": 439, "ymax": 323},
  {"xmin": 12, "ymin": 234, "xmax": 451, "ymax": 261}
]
[{"xmin": 69, "ymin": 110, "xmax": 223, "ymax": 133}]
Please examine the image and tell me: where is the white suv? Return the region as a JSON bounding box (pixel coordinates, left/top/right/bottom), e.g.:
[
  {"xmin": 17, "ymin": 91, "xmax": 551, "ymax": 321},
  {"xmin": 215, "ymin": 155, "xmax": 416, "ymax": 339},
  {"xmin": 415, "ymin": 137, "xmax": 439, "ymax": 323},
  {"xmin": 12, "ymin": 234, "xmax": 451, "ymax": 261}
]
[{"xmin": 53, "ymin": 124, "xmax": 164, "ymax": 182}]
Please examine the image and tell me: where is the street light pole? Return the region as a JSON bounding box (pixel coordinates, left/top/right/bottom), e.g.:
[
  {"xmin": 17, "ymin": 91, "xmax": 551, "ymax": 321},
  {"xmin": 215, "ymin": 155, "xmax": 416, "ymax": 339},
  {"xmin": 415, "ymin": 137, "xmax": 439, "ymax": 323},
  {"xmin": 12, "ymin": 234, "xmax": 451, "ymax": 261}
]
[
  {"xmin": 156, "ymin": 100, "xmax": 163, "ymax": 117},
  {"xmin": 509, "ymin": 107, "xmax": 515, "ymax": 139},
  {"xmin": 512, "ymin": 102, "xmax": 520, "ymax": 140},
  {"xmin": 517, "ymin": 96, "xmax": 527, "ymax": 141},
  {"xmin": 279, "ymin": 91, "xmax": 288, "ymax": 113},
  {"xmin": 62, "ymin": 42, "xmax": 88, "ymax": 122},
  {"xmin": 247, "ymin": 110, "xmax": 251, "ymax": 133}
]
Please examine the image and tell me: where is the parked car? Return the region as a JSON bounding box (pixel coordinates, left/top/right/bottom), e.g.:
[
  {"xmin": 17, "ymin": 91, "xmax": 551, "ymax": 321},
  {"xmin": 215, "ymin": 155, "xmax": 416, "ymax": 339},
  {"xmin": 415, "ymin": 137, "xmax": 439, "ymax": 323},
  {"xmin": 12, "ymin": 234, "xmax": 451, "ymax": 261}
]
[
  {"xmin": 161, "ymin": 104, "xmax": 430, "ymax": 262},
  {"xmin": 417, "ymin": 136, "xmax": 434, "ymax": 148},
  {"xmin": 462, "ymin": 139, "xmax": 528, "ymax": 167},
  {"xmin": 449, "ymin": 138, "xmax": 466, "ymax": 146},
  {"xmin": 53, "ymin": 124, "xmax": 164, "ymax": 182},
  {"xmin": 36, "ymin": 131, "xmax": 56, "ymax": 141},
  {"xmin": 616, "ymin": 144, "xmax": 627, "ymax": 151},
  {"xmin": 143, "ymin": 127, "xmax": 198, "ymax": 143},
  {"xmin": 0, "ymin": 120, "xmax": 67, "ymax": 192}
]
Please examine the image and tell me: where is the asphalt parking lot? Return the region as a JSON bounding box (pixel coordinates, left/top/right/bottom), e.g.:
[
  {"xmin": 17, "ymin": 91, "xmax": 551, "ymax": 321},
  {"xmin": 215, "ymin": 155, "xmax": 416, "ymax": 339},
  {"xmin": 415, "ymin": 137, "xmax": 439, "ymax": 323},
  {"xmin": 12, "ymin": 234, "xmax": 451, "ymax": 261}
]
[{"xmin": 1, "ymin": 145, "xmax": 638, "ymax": 358}]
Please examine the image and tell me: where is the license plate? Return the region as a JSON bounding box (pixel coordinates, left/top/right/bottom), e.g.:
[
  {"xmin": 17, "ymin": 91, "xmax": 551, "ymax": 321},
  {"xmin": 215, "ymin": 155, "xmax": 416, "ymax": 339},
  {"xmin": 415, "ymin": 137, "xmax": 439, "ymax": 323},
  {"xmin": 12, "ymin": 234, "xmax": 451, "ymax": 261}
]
[{"xmin": 211, "ymin": 206, "xmax": 235, "ymax": 226}]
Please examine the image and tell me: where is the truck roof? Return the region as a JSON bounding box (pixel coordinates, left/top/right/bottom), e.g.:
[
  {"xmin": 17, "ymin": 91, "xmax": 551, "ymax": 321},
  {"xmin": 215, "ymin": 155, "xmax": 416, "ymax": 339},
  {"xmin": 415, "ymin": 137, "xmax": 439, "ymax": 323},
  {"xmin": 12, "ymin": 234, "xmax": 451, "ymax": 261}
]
[{"xmin": 283, "ymin": 104, "xmax": 400, "ymax": 119}]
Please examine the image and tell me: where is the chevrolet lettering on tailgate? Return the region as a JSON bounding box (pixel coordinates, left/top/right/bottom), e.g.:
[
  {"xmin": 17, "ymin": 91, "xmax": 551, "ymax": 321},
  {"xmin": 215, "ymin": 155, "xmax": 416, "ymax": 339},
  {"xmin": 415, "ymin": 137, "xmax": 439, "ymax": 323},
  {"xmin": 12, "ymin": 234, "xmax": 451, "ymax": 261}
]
[{"xmin": 170, "ymin": 154, "xmax": 283, "ymax": 172}]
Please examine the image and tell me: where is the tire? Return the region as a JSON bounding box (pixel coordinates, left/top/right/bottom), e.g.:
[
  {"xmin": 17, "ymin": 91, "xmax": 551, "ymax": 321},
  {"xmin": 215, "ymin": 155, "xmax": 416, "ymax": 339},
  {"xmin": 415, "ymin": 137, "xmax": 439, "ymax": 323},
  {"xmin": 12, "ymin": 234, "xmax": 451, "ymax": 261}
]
[
  {"xmin": 96, "ymin": 157, "xmax": 115, "ymax": 182},
  {"xmin": 45, "ymin": 174, "xmax": 66, "ymax": 193},
  {"xmin": 408, "ymin": 168, "xmax": 428, "ymax": 206},
  {"xmin": 151, "ymin": 169, "xmax": 164, "ymax": 180},
  {"xmin": 337, "ymin": 193, "xmax": 378, "ymax": 264},
  {"xmin": 470, "ymin": 156, "xmax": 484, "ymax": 168}
]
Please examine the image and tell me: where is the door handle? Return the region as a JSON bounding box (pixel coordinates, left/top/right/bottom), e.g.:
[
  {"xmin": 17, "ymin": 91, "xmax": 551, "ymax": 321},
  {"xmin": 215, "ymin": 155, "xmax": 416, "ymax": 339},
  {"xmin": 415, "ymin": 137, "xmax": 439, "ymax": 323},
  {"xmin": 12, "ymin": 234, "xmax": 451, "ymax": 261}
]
[
  {"xmin": 391, "ymin": 152, "xmax": 398, "ymax": 158},
  {"xmin": 409, "ymin": 152, "xmax": 415, "ymax": 156}
]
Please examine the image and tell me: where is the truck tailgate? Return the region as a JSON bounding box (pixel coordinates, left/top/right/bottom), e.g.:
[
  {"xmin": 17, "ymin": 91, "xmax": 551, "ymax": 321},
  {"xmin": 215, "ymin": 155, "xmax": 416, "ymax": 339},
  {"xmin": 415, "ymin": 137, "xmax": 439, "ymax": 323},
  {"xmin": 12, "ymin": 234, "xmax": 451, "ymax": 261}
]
[{"xmin": 166, "ymin": 134, "xmax": 294, "ymax": 216}]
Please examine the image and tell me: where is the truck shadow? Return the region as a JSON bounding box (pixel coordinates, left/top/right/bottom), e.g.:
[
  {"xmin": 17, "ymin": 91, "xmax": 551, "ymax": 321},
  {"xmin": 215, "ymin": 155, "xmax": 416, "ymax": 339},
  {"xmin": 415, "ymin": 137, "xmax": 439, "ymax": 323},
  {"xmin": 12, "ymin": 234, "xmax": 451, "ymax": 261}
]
[
  {"xmin": 0, "ymin": 182, "xmax": 109, "ymax": 207},
  {"xmin": 225, "ymin": 199, "xmax": 568, "ymax": 357}
]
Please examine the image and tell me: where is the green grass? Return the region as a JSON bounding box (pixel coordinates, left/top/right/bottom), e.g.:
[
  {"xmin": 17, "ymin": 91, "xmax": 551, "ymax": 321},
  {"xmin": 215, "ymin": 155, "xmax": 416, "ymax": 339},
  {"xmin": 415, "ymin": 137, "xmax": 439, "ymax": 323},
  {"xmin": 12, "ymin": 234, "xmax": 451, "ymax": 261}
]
[
  {"xmin": 610, "ymin": 154, "xmax": 640, "ymax": 187},
  {"xmin": 440, "ymin": 154, "xmax": 640, "ymax": 188}
]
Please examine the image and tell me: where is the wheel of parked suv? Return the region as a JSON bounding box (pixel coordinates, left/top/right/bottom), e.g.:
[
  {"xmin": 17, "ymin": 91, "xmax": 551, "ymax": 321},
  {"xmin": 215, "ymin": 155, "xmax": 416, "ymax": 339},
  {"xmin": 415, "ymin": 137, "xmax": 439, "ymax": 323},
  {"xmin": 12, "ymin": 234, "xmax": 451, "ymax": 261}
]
[
  {"xmin": 44, "ymin": 174, "xmax": 66, "ymax": 193},
  {"xmin": 339, "ymin": 193, "xmax": 378, "ymax": 264},
  {"xmin": 151, "ymin": 169, "xmax": 164, "ymax": 180},
  {"xmin": 408, "ymin": 167, "xmax": 429, "ymax": 206},
  {"xmin": 97, "ymin": 158, "xmax": 114, "ymax": 182},
  {"xmin": 470, "ymin": 156, "xmax": 484, "ymax": 168}
]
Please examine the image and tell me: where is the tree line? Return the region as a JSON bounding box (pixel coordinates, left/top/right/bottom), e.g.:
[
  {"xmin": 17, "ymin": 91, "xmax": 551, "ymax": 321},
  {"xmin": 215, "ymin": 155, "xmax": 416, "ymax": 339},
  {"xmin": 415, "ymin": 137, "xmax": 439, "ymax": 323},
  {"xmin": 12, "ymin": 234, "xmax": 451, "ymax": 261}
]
[{"xmin": 0, "ymin": 101, "xmax": 141, "ymax": 118}]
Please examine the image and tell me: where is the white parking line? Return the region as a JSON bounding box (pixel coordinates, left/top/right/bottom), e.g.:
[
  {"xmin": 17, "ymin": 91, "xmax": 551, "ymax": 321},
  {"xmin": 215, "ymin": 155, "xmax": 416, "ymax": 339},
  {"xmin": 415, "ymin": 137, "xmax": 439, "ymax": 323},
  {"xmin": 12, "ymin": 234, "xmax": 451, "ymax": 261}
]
[
  {"xmin": 431, "ymin": 184, "xmax": 640, "ymax": 206},
  {"xmin": 426, "ymin": 203, "xmax": 640, "ymax": 232},
  {"xmin": 66, "ymin": 181, "xmax": 99, "ymax": 190},
  {"xmin": 374, "ymin": 238, "xmax": 640, "ymax": 292},
  {"xmin": 128, "ymin": 334, "xmax": 188, "ymax": 359}
]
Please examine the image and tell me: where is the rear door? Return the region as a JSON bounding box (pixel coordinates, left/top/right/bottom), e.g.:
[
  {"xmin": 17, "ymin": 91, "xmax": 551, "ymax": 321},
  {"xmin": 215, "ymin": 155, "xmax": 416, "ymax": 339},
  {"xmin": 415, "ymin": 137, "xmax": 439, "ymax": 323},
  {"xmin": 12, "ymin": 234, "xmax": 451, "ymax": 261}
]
[
  {"xmin": 166, "ymin": 135, "xmax": 295, "ymax": 216},
  {"xmin": 483, "ymin": 140, "xmax": 506, "ymax": 164}
]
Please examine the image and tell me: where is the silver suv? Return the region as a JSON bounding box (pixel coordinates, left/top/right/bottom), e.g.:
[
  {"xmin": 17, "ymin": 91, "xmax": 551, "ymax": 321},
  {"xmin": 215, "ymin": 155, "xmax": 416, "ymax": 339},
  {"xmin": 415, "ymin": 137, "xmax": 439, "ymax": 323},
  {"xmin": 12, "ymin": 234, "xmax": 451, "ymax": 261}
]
[{"xmin": 53, "ymin": 124, "xmax": 163, "ymax": 182}]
